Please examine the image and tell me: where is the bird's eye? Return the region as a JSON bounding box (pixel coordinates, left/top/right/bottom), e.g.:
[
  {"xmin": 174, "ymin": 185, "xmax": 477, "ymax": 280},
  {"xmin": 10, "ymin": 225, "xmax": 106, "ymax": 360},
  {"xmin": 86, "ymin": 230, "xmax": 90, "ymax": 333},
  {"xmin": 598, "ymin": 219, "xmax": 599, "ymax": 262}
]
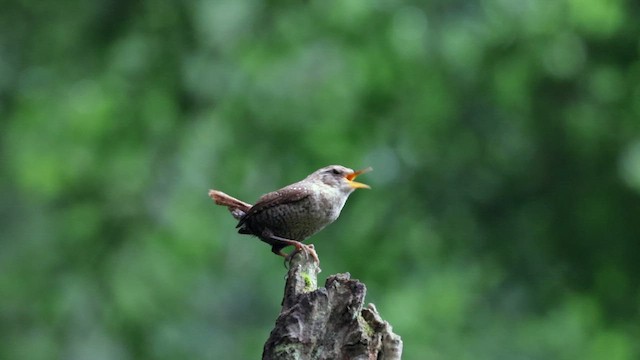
[{"xmin": 332, "ymin": 168, "xmax": 341, "ymax": 175}]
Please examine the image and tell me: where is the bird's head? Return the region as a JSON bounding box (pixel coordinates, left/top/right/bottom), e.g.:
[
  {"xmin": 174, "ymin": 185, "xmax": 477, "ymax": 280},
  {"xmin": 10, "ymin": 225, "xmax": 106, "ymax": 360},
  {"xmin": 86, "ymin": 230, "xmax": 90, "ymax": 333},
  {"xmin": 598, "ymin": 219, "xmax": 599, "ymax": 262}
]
[{"xmin": 309, "ymin": 165, "xmax": 372, "ymax": 193}]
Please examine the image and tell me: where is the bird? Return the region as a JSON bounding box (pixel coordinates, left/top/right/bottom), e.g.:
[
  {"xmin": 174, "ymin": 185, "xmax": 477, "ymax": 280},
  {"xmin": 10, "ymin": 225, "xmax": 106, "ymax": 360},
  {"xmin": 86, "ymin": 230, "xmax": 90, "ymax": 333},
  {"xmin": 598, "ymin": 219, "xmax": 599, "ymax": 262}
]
[{"xmin": 209, "ymin": 165, "xmax": 372, "ymax": 262}]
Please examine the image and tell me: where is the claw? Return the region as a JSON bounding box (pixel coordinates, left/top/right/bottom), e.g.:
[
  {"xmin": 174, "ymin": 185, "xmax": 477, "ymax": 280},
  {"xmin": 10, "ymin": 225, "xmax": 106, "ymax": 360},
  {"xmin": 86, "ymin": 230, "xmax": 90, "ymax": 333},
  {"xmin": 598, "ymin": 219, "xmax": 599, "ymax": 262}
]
[
  {"xmin": 282, "ymin": 243, "xmax": 320, "ymax": 267},
  {"xmin": 295, "ymin": 243, "xmax": 319, "ymax": 264}
]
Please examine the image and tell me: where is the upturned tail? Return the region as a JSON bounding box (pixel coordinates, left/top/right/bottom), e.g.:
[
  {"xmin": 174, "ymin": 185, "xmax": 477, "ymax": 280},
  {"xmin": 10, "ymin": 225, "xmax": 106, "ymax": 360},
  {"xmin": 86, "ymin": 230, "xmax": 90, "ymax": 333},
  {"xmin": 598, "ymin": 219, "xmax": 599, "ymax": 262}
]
[{"xmin": 208, "ymin": 190, "xmax": 252, "ymax": 220}]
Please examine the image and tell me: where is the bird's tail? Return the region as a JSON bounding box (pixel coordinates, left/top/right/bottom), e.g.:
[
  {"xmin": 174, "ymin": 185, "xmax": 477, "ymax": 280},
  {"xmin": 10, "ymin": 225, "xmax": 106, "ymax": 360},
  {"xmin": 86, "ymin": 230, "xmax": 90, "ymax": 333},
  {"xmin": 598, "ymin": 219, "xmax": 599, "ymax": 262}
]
[{"xmin": 208, "ymin": 190, "xmax": 252, "ymax": 220}]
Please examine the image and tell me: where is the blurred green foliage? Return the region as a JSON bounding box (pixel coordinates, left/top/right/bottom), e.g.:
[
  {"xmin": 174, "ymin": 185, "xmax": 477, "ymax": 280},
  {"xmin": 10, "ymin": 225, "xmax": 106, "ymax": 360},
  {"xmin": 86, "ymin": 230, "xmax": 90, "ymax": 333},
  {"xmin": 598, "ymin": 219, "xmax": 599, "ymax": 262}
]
[{"xmin": 1, "ymin": 0, "xmax": 640, "ymax": 359}]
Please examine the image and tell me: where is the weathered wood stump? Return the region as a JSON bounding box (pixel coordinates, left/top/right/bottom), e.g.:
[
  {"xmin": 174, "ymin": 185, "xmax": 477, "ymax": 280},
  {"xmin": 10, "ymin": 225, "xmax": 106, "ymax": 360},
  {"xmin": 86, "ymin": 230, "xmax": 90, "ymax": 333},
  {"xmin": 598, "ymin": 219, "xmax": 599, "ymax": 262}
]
[{"xmin": 262, "ymin": 251, "xmax": 403, "ymax": 360}]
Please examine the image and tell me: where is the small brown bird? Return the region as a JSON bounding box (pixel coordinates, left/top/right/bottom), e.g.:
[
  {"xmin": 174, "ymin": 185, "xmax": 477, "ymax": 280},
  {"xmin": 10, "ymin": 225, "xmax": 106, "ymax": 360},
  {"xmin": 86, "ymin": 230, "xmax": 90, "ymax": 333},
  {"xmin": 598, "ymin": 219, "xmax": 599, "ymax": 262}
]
[{"xmin": 209, "ymin": 165, "xmax": 372, "ymax": 262}]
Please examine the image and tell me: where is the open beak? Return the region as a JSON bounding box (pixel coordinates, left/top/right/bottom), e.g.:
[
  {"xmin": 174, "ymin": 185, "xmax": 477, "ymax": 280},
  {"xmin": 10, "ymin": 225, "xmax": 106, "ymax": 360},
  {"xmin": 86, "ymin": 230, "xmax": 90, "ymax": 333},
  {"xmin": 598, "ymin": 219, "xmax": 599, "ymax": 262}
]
[{"xmin": 346, "ymin": 167, "xmax": 372, "ymax": 189}]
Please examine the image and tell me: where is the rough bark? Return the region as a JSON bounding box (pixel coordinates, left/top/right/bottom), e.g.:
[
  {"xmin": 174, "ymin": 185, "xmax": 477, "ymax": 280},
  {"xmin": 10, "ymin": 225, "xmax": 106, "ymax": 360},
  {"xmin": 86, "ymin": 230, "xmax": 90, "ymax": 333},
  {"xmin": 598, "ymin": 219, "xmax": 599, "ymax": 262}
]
[{"xmin": 262, "ymin": 251, "xmax": 403, "ymax": 360}]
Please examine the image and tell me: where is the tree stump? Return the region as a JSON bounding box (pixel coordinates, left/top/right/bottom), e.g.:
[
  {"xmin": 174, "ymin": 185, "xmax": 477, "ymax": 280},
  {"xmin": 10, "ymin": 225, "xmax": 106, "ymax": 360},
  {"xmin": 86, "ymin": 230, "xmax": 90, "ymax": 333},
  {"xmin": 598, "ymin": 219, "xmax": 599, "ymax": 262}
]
[{"xmin": 262, "ymin": 250, "xmax": 403, "ymax": 360}]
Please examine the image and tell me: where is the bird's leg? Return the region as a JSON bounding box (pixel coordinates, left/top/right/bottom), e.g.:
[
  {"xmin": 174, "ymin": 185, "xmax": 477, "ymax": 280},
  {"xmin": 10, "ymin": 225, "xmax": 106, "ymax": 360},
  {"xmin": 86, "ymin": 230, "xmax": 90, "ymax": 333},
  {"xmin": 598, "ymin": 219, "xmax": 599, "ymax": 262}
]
[
  {"xmin": 262, "ymin": 230, "xmax": 319, "ymax": 264},
  {"xmin": 272, "ymin": 235, "xmax": 319, "ymax": 264}
]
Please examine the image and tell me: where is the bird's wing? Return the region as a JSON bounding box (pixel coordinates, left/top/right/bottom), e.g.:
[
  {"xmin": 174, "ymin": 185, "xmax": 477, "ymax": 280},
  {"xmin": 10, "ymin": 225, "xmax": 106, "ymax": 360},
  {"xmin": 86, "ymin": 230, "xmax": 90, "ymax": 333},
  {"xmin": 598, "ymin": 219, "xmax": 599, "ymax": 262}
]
[{"xmin": 236, "ymin": 184, "xmax": 311, "ymax": 229}]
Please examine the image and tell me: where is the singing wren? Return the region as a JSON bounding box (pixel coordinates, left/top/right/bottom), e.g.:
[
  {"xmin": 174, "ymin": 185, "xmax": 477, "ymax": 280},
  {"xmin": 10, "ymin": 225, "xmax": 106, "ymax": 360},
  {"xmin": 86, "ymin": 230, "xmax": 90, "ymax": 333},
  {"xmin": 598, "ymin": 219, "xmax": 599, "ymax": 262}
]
[{"xmin": 209, "ymin": 165, "xmax": 371, "ymax": 262}]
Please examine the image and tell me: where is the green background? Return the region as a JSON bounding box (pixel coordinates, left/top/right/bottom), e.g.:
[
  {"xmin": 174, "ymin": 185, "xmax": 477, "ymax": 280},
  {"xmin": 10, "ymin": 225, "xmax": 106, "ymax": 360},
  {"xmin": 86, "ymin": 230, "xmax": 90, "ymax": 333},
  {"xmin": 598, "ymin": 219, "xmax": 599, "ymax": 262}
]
[{"xmin": 2, "ymin": 0, "xmax": 639, "ymax": 359}]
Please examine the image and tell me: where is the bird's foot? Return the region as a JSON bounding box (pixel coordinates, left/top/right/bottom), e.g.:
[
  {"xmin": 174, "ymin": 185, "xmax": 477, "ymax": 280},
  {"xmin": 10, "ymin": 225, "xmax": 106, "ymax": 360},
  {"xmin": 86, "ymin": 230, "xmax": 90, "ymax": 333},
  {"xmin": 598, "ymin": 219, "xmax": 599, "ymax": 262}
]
[
  {"xmin": 265, "ymin": 231, "xmax": 320, "ymax": 266},
  {"xmin": 301, "ymin": 243, "xmax": 320, "ymax": 264},
  {"xmin": 285, "ymin": 243, "xmax": 319, "ymax": 266}
]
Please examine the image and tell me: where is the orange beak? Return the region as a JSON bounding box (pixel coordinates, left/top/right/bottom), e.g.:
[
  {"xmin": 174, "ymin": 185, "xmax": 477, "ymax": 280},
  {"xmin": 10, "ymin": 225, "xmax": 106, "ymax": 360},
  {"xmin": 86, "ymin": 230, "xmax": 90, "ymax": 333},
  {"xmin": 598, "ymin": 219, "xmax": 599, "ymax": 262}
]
[{"xmin": 346, "ymin": 167, "xmax": 372, "ymax": 189}]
